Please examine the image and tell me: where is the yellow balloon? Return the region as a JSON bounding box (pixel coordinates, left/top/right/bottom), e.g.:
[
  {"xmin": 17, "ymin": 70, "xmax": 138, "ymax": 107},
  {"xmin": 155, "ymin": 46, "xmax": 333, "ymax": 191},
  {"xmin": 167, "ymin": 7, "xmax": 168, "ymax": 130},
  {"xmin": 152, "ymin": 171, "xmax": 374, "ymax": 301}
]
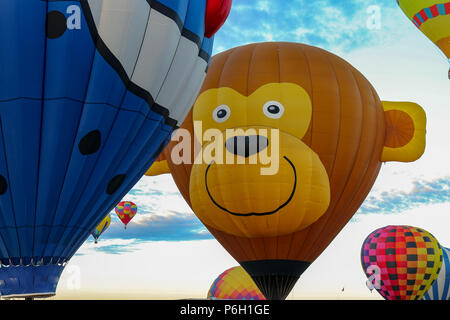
[
  {"xmin": 398, "ymin": 1, "xmax": 450, "ymax": 72},
  {"xmin": 91, "ymin": 214, "xmax": 111, "ymax": 244},
  {"xmin": 207, "ymin": 266, "xmax": 266, "ymax": 300}
]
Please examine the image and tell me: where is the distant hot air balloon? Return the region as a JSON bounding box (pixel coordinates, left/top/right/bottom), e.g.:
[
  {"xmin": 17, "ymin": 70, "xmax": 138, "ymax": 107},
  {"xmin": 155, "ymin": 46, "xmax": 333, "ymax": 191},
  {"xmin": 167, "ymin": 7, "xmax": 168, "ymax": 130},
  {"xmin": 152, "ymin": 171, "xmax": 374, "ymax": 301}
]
[
  {"xmin": 423, "ymin": 246, "xmax": 450, "ymax": 300},
  {"xmin": 397, "ymin": 1, "xmax": 450, "ymax": 77},
  {"xmin": 361, "ymin": 226, "xmax": 443, "ymax": 300},
  {"xmin": 0, "ymin": 0, "xmax": 231, "ymax": 299},
  {"xmin": 146, "ymin": 42, "xmax": 427, "ymax": 300},
  {"xmin": 115, "ymin": 201, "xmax": 137, "ymax": 229},
  {"xmin": 91, "ymin": 214, "xmax": 111, "ymax": 244},
  {"xmin": 208, "ymin": 266, "xmax": 266, "ymax": 300}
]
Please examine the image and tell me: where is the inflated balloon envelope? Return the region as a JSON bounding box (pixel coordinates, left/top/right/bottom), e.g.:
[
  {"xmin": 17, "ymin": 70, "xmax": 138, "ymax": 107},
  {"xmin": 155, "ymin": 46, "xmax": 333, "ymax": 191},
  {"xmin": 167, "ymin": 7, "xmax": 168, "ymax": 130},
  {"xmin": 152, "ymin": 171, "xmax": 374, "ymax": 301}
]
[
  {"xmin": 397, "ymin": 0, "xmax": 450, "ymax": 78},
  {"xmin": 0, "ymin": 0, "xmax": 231, "ymax": 298},
  {"xmin": 361, "ymin": 226, "xmax": 443, "ymax": 300},
  {"xmin": 91, "ymin": 214, "xmax": 111, "ymax": 244},
  {"xmin": 208, "ymin": 266, "xmax": 266, "ymax": 300},
  {"xmin": 147, "ymin": 42, "xmax": 427, "ymax": 300}
]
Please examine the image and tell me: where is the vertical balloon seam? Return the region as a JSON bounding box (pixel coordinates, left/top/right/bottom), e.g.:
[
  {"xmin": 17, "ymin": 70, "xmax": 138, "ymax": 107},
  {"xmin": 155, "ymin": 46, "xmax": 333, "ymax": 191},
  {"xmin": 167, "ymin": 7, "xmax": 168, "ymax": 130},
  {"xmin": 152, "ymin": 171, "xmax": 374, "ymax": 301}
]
[
  {"xmin": 303, "ymin": 63, "xmax": 369, "ymax": 262},
  {"xmin": 320, "ymin": 67, "xmax": 380, "ymax": 253},
  {"xmin": 282, "ymin": 44, "xmax": 312, "ymax": 260},
  {"xmin": 289, "ymin": 47, "xmax": 330, "ymax": 261},
  {"xmin": 304, "ymin": 51, "xmax": 344, "ymax": 254},
  {"xmin": 285, "ymin": 44, "xmax": 315, "ymax": 261},
  {"xmin": 153, "ymin": 5, "xmax": 190, "ymax": 102},
  {"xmin": 247, "ymin": 44, "xmax": 269, "ymax": 258},
  {"xmin": 45, "ymin": 68, "xmax": 132, "ymax": 262},
  {"xmin": 39, "ymin": 7, "xmax": 103, "ymax": 264},
  {"xmin": 127, "ymin": 5, "xmax": 153, "ymax": 84},
  {"xmin": 274, "ymin": 43, "xmax": 282, "ymax": 254},
  {"xmin": 213, "ymin": 47, "xmax": 255, "ymax": 258},
  {"xmin": 317, "ymin": 58, "xmax": 366, "ymax": 248},
  {"xmin": 443, "ymin": 248, "xmax": 450, "ymax": 299},
  {"xmin": 31, "ymin": 0, "xmax": 48, "ymax": 266},
  {"xmin": 0, "ymin": 119, "xmax": 14, "ymax": 263}
]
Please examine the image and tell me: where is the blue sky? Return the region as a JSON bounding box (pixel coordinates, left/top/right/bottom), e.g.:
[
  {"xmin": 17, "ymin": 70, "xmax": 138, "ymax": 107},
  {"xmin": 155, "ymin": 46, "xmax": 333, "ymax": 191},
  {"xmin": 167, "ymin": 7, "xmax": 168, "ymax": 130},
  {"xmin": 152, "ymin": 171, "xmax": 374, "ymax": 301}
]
[
  {"xmin": 213, "ymin": 0, "xmax": 407, "ymax": 55},
  {"xmin": 61, "ymin": 0, "xmax": 450, "ymax": 299}
]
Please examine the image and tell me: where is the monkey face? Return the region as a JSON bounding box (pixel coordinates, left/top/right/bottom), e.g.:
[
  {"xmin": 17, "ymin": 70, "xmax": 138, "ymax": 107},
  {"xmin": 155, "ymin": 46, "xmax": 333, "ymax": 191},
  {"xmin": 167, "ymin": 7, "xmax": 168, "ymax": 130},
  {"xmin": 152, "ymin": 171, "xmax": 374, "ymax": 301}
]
[{"xmin": 189, "ymin": 83, "xmax": 330, "ymax": 238}]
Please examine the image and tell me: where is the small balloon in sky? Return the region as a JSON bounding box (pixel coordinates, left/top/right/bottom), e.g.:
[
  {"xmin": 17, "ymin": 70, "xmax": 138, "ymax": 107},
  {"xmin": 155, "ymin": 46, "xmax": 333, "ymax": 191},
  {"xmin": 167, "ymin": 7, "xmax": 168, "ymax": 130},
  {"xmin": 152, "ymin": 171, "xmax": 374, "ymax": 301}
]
[{"xmin": 115, "ymin": 201, "xmax": 138, "ymax": 229}]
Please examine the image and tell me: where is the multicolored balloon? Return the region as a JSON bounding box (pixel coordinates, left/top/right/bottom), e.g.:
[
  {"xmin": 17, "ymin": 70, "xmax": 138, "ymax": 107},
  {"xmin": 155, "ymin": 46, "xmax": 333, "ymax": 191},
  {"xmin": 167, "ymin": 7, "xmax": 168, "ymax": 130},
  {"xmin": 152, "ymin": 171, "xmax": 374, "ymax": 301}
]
[
  {"xmin": 423, "ymin": 246, "xmax": 450, "ymax": 300},
  {"xmin": 0, "ymin": 0, "xmax": 230, "ymax": 299},
  {"xmin": 397, "ymin": 1, "xmax": 450, "ymax": 77},
  {"xmin": 115, "ymin": 201, "xmax": 138, "ymax": 229},
  {"xmin": 208, "ymin": 266, "xmax": 266, "ymax": 300},
  {"xmin": 361, "ymin": 225, "xmax": 443, "ymax": 300},
  {"xmin": 91, "ymin": 214, "xmax": 111, "ymax": 244}
]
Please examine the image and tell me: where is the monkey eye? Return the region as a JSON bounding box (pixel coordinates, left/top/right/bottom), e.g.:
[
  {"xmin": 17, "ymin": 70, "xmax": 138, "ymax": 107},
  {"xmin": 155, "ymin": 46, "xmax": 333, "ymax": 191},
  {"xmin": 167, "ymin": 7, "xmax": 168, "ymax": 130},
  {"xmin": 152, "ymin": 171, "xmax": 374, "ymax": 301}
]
[
  {"xmin": 213, "ymin": 105, "xmax": 231, "ymax": 123},
  {"xmin": 263, "ymin": 101, "xmax": 284, "ymax": 119}
]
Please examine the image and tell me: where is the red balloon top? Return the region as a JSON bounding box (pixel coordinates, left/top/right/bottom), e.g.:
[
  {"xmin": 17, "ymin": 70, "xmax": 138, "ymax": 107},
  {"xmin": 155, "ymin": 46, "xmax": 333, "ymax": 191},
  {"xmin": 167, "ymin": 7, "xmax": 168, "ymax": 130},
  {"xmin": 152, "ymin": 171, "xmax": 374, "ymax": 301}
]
[{"xmin": 205, "ymin": 0, "xmax": 232, "ymax": 38}]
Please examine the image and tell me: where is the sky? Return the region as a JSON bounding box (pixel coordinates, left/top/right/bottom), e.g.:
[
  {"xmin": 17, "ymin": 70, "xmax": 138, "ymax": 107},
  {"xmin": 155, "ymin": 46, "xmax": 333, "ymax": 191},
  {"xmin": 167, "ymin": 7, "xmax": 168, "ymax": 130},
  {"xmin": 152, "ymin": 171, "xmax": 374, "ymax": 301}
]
[{"xmin": 55, "ymin": 0, "xmax": 449, "ymax": 300}]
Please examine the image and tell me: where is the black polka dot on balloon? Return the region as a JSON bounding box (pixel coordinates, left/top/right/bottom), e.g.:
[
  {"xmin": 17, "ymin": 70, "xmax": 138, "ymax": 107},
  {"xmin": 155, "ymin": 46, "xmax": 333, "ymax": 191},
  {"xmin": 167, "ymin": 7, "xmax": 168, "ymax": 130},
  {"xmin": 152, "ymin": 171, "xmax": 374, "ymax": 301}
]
[
  {"xmin": 46, "ymin": 11, "xmax": 67, "ymax": 39},
  {"xmin": 78, "ymin": 130, "xmax": 101, "ymax": 155},
  {"xmin": 0, "ymin": 175, "xmax": 7, "ymax": 195},
  {"xmin": 106, "ymin": 174, "xmax": 126, "ymax": 195}
]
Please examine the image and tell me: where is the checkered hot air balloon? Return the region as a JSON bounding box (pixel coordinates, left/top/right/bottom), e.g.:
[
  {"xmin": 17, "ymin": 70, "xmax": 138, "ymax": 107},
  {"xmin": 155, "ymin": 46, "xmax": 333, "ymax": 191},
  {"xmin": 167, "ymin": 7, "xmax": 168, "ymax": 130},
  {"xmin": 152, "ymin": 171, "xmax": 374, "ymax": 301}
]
[
  {"xmin": 115, "ymin": 201, "xmax": 137, "ymax": 229},
  {"xmin": 0, "ymin": 0, "xmax": 231, "ymax": 299},
  {"xmin": 423, "ymin": 246, "xmax": 450, "ymax": 300},
  {"xmin": 361, "ymin": 225, "xmax": 443, "ymax": 300},
  {"xmin": 207, "ymin": 266, "xmax": 266, "ymax": 300}
]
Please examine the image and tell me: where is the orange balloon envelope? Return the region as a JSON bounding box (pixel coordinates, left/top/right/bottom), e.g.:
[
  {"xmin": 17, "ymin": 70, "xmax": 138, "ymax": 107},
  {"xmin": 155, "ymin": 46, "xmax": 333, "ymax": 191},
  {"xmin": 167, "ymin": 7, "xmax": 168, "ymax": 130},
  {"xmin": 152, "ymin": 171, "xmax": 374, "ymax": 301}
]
[
  {"xmin": 115, "ymin": 201, "xmax": 137, "ymax": 229},
  {"xmin": 147, "ymin": 42, "xmax": 427, "ymax": 299}
]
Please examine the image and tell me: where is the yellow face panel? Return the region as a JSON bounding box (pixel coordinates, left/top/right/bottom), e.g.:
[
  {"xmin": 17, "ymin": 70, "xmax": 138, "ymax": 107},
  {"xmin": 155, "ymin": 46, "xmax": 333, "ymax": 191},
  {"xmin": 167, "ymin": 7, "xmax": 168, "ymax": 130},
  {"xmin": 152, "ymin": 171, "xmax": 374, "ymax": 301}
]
[
  {"xmin": 193, "ymin": 83, "xmax": 313, "ymax": 142},
  {"xmin": 189, "ymin": 83, "xmax": 330, "ymax": 238}
]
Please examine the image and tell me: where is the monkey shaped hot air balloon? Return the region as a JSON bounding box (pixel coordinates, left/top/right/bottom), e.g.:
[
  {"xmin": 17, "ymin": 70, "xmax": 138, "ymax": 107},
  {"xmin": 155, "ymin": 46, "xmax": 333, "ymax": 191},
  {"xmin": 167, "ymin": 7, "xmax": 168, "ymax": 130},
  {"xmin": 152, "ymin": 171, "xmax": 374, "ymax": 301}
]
[
  {"xmin": 115, "ymin": 201, "xmax": 137, "ymax": 229},
  {"xmin": 208, "ymin": 266, "xmax": 266, "ymax": 300},
  {"xmin": 91, "ymin": 214, "xmax": 111, "ymax": 244},
  {"xmin": 361, "ymin": 226, "xmax": 443, "ymax": 300},
  {"xmin": 423, "ymin": 246, "xmax": 450, "ymax": 300},
  {"xmin": 397, "ymin": 1, "xmax": 450, "ymax": 78},
  {"xmin": 0, "ymin": 0, "xmax": 231, "ymax": 299},
  {"xmin": 146, "ymin": 42, "xmax": 427, "ymax": 300}
]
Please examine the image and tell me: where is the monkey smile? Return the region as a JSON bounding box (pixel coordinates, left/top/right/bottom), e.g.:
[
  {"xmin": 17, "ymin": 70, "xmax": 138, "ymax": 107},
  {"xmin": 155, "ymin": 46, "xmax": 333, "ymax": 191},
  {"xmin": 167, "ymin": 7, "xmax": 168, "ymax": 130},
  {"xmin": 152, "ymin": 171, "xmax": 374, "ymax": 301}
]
[{"xmin": 204, "ymin": 156, "xmax": 297, "ymax": 217}]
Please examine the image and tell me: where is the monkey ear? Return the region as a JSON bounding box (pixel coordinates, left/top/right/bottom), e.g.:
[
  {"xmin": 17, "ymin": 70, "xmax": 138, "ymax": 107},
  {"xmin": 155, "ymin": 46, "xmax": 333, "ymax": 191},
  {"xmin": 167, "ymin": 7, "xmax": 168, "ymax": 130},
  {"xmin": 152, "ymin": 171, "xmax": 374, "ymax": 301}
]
[
  {"xmin": 381, "ymin": 101, "xmax": 426, "ymax": 163},
  {"xmin": 145, "ymin": 152, "xmax": 171, "ymax": 176}
]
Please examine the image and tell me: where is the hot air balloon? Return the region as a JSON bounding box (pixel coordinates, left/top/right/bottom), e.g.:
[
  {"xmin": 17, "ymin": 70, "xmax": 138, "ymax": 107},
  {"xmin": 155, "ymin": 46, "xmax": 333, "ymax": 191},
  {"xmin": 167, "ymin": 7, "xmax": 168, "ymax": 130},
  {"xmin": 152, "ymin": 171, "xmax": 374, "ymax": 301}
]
[
  {"xmin": 423, "ymin": 246, "xmax": 450, "ymax": 300},
  {"xmin": 91, "ymin": 214, "xmax": 111, "ymax": 244},
  {"xmin": 0, "ymin": 0, "xmax": 231, "ymax": 299},
  {"xmin": 146, "ymin": 42, "xmax": 427, "ymax": 300},
  {"xmin": 115, "ymin": 201, "xmax": 137, "ymax": 229},
  {"xmin": 397, "ymin": 1, "xmax": 450, "ymax": 78},
  {"xmin": 208, "ymin": 266, "xmax": 266, "ymax": 300},
  {"xmin": 361, "ymin": 226, "xmax": 443, "ymax": 300}
]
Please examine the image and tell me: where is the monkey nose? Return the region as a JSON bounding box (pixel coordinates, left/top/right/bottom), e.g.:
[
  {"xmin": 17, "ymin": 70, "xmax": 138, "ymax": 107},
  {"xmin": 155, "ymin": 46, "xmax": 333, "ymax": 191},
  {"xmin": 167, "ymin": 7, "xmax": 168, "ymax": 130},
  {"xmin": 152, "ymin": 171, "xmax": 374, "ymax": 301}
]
[{"xmin": 225, "ymin": 135, "xmax": 269, "ymax": 158}]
